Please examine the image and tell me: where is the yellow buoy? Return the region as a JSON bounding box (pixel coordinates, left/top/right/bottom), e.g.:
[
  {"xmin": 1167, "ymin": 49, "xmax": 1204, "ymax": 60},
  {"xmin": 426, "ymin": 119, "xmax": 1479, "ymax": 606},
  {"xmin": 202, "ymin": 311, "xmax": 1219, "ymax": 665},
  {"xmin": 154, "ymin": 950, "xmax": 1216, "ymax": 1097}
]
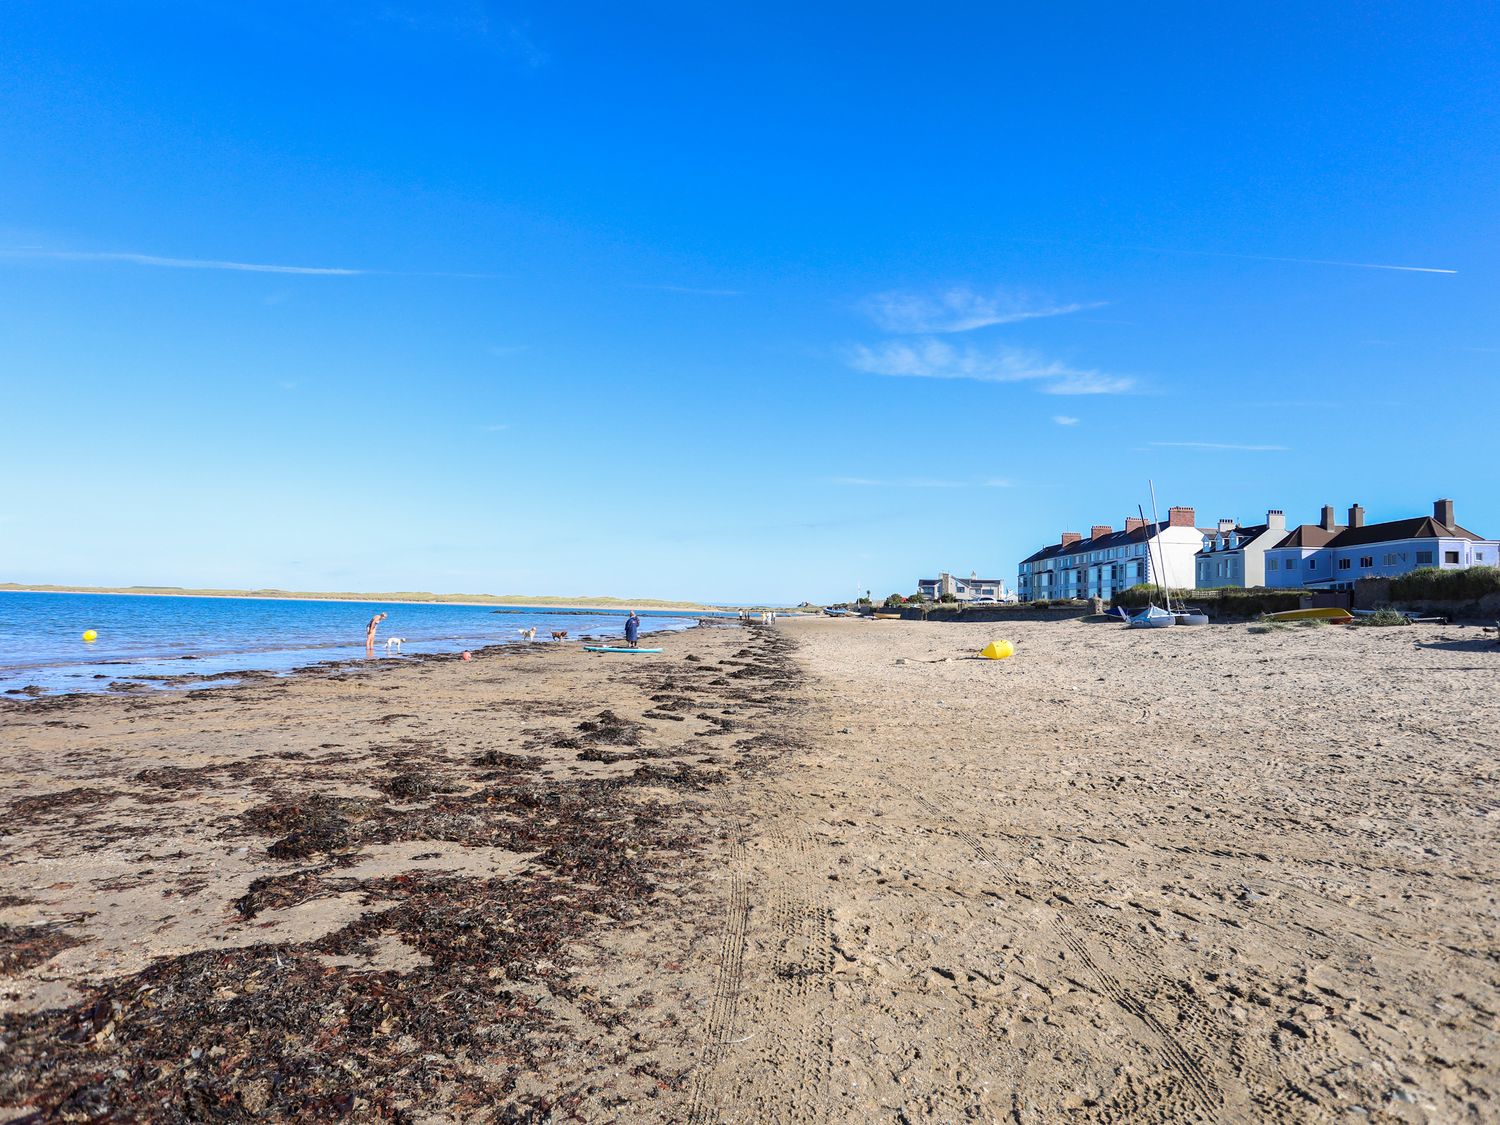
[
  {"xmin": 979, "ymin": 640, "xmax": 1014, "ymax": 660},
  {"xmin": 82, "ymin": 629, "xmax": 98, "ymax": 643}
]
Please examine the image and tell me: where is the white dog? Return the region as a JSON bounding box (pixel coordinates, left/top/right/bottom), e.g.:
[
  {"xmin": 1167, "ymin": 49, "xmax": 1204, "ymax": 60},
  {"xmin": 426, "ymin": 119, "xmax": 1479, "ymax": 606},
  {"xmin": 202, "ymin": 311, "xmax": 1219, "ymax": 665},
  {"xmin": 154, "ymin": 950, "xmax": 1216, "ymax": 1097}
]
[
  {"xmin": 518, "ymin": 627, "xmax": 537, "ymax": 641},
  {"xmin": 385, "ymin": 637, "xmax": 406, "ymax": 652}
]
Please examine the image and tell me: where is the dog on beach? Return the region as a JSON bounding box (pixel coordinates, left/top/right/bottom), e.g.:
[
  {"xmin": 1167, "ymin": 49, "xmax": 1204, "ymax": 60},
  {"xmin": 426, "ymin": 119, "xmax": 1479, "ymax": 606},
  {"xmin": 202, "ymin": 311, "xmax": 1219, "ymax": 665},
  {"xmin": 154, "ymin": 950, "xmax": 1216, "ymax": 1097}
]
[
  {"xmin": 550, "ymin": 630, "xmax": 568, "ymax": 642},
  {"xmin": 385, "ymin": 637, "xmax": 406, "ymax": 652},
  {"xmin": 518, "ymin": 627, "xmax": 537, "ymax": 641}
]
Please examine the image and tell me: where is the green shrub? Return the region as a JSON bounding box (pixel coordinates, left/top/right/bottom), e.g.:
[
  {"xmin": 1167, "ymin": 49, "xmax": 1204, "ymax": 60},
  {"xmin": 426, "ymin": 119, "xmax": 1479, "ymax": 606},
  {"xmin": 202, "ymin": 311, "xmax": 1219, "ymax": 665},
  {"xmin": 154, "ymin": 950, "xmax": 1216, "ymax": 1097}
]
[
  {"xmin": 1355, "ymin": 608, "xmax": 1411, "ymax": 627},
  {"xmin": 883, "ymin": 593, "xmax": 907, "ymax": 608},
  {"xmin": 1389, "ymin": 566, "xmax": 1500, "ymax": 603},
  {"xmin": 938, "ymin": 593, "xmax": 958, "ymax": 603}
]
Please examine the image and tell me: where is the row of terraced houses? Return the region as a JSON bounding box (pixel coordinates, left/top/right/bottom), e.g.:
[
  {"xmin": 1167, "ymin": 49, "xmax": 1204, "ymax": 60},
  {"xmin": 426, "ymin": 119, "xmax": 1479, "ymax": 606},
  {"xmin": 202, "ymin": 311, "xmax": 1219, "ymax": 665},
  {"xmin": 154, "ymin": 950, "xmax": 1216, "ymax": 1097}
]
[{"xmin": 1015, "ymin": 498, "xmax": 1499, "ymax": 602}]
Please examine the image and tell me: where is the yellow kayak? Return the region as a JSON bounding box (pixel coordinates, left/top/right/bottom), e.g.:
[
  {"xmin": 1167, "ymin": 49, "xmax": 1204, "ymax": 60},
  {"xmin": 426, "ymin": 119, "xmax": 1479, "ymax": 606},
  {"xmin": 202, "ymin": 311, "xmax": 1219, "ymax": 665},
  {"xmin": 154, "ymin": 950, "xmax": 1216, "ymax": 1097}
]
[
  {"xmin": 872, "ymin": 612, "xmax": 903, "ymax": 620},
  {"xmin": 1263, "ymin": 607, "xmax": 1355, "ymax": 623}
]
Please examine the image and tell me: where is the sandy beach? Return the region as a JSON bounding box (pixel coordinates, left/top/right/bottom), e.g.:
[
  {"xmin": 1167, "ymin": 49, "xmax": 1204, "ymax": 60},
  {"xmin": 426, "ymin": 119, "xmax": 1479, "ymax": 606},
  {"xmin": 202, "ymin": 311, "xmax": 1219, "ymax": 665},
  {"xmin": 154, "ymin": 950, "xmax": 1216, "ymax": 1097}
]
[{"xmin": 2, "ymin": 616, "xmax": 1496, "ymax": 1122}]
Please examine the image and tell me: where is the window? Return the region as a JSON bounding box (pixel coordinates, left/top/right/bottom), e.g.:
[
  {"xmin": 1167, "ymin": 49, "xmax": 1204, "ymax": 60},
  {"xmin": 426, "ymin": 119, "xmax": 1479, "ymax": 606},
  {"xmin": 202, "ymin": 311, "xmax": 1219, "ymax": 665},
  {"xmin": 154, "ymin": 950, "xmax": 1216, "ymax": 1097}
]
[
  {"xmin": 1359, "ymin": 556, "xmax": 1373, "ymax": 568},
  {"xmin": 1382, "ymin": 554, "xmax": 1396, "ymax": 566},
  {"xmin": 1267, "ymin": 558, "xmax": 1279, "ymax": 572},
  {"xmin": 1416, "ymin": 550, "xmax": 1434, "ymax": 565},
  {"xmin": 1444, "ymin": 550, "xmax": 1460, "ymax": 564},
  {"xmin": 1338, "ymin": 559, "xmax": 1351, "ymax": 570},
  {"xmin": 1306, "ymin": 557, "xmax": 1316, "ymax": 569}
]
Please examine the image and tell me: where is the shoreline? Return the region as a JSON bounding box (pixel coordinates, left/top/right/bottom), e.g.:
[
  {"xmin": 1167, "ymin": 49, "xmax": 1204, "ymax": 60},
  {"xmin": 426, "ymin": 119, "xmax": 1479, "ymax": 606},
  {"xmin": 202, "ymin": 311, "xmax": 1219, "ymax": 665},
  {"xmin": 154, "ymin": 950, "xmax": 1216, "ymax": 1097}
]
[
  {"xmin": 0, "ymin": 583, "xmax": 770, "ymax": 613},
  {"xmin": 0, "ymin": 618, "xmax": 804, "ymax": 1119},
  {"xmin": 0, "ymin": 617, "xmax": 705, "ymax": 705}
]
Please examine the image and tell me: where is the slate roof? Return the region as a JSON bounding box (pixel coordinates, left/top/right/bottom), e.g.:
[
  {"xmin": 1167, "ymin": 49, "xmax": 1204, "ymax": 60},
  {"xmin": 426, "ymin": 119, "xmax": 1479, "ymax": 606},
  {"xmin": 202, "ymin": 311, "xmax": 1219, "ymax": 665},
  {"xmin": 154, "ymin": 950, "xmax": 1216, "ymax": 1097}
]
[
  {"xmin": 1271, "ymin": 523, "xmax": 1343, "ymax": 549},
  {"xmin": 1195, "ymin": 523, "xmax": 1272, "ymax": 556},
  {"xmin": 1020, "ymin": 520, "xmax": 1171, "ymax": 565}
]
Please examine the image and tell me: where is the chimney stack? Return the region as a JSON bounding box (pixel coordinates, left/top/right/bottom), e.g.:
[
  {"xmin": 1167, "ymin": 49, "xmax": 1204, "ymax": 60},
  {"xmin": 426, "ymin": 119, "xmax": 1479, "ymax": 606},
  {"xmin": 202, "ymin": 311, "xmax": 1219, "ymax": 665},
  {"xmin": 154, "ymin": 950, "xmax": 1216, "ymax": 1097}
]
[
  {"xmin": 1090, "ymin": 524, "xmax": 1113, "ymax": 540},
  {"xmin": 1435, "ymin": 498, "xmax": 1455, "ymax": 527},
  {"xmin": 1124, "ymin": 516, "xmax": 1146, "ymax": 533},
  {"xmin": 1217, "ymin": 518, "xmax": 1235, "ymax": 533},
  {"xmin": 1320, "ymin": 504, "xmax": 1337, "ymax": 531},
  {"xmin": 1348, "ymin": 503, "xmax": 1365, "ymax": 529},
  {"xmin": 1061, "ymin": 531, "xmax": 1081, "ymax": 547},
  {"xmin": 1267, "ymin": 509, "xmax": 1286, "ymax": 530},
  {"xmin": 1168, "ymin": 505, "xmax": 1196, "ymax": 527}
]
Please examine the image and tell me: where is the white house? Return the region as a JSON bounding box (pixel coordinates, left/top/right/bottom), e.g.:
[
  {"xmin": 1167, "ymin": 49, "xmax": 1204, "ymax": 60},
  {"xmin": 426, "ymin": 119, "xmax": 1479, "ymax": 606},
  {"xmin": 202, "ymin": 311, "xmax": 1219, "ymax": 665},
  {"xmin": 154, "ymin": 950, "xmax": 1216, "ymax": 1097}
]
[
  {"xmin": 1194, "ymin": 510, "xmax": 1288, "ymax": 588},
  {"xmin": 917, "ymin": 571, "xmax": 1009, "ymax": 603},
  {"xmin": 1264, "ymin": 499, "xmax": 1498, "ymax": 589},
  {"xmin": 1017, "ymin": 506, "xmax": 1208, "ymax": 602}
]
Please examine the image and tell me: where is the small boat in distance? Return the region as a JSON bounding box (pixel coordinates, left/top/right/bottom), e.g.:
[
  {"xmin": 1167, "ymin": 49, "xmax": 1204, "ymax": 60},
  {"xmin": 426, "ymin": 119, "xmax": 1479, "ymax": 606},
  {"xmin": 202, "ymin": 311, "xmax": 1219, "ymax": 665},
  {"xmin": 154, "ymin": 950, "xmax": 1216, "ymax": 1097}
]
[{"xmin": 1263, "ymin": 607, "xmax": 1355, "ymax": 623}]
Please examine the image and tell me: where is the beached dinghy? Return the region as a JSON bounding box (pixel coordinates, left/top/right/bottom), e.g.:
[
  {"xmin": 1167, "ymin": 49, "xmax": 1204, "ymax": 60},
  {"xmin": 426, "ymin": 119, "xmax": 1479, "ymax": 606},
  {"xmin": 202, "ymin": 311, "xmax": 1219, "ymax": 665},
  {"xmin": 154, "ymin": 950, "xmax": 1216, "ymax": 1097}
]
[
  {"xmin": 1128, "ymin": 604, "xmax": 1176, "ymax": 628},
  {"xmin": 1175, "ymin": 610, "xmax": 1210, "ymax": 625},
  {"xmin": 1263, "ymin": 607, "xmax": 1355, "ymax": 623}
]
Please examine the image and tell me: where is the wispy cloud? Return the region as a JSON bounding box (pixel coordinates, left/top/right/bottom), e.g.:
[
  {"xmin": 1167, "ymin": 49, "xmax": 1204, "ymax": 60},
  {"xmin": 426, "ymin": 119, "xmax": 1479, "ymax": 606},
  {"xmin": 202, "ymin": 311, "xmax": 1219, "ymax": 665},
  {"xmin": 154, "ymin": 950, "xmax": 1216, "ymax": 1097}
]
[
  {"xmin": 861, "ymin": 285, "xmax": 1101, "ymax": 334},
  {"xmin": 1052, "ymin": 415, "xmax": 1080, "ymax": 426},
  {"xmin": 1150, "ymin": 441, "xmax": 1289, "ymax": 452},
  {"xmin": 848, "ymin": 339, "xmax": 1134, "ymax": 395},
  {"xmin": 830, "ymin": 476, "xmax": 1012, "ymax": 489},
  {"xmin": 1, "ymin": 246, "xmax": 499, "ymax": 278}
]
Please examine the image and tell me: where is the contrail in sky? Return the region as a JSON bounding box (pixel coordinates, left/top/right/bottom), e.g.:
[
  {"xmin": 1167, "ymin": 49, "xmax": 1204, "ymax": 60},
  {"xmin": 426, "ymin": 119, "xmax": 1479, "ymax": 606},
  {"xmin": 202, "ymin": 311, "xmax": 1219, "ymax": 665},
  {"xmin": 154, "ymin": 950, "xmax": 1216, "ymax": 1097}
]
[
  {"xmin": 0, "ymin": 247, "xmax": 498, "ymax": 278},
  {"xmin": 1129, "ymin": 244, "xmax": 1457, "ymax": 274}
]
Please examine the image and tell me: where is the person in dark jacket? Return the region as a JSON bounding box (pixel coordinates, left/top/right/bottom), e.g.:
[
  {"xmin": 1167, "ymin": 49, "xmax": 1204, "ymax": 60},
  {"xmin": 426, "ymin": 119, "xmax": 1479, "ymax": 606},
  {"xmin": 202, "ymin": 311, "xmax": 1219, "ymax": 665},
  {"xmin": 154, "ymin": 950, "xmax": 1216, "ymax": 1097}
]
[{"xmin": 624, "ymin": 611, "xmax": 641, "ymax": 648}]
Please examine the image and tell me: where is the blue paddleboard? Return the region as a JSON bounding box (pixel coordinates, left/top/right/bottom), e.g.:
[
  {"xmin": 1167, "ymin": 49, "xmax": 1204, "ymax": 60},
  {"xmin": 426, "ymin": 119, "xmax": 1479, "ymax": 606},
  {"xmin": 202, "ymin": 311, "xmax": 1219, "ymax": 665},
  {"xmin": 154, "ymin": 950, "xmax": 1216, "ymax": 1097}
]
[{"xmin": 583, "ymin": 645, "xmax": 662, "ymax": 654}]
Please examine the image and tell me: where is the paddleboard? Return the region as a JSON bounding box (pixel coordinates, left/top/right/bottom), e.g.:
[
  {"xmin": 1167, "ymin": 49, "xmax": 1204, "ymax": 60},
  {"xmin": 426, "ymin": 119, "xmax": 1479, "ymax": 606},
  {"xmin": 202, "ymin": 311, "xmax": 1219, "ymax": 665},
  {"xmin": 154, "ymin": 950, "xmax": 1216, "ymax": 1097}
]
[
  {"xmin": 583, "ymin": 646, "xmax": 663, "ymax": 654},
  {"xmin": 1263, "ymin": 607, "xmax": 1354, "ymax": 623}
]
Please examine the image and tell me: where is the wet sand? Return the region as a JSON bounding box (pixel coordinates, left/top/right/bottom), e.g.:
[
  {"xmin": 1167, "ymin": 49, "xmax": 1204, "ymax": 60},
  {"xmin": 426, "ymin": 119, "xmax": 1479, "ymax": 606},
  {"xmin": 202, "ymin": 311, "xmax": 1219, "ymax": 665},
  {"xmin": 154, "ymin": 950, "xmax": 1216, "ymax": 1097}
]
[{"xmin": 2, "ymin": 616, "xmax": 1497, "ymax": 1122}]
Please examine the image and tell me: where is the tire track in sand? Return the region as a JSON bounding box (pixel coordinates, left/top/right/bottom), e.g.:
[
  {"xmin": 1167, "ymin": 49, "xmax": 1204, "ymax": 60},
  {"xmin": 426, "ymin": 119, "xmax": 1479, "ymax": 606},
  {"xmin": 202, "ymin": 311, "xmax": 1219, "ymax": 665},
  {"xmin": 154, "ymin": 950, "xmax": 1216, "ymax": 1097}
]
[
  {"xmin": 913, "ymin": 793, "xmax": 1226, "ymax": 1117},
  {"xmin": 686, "ymin": 841, "xmax": 750, "ymax": 1125}
]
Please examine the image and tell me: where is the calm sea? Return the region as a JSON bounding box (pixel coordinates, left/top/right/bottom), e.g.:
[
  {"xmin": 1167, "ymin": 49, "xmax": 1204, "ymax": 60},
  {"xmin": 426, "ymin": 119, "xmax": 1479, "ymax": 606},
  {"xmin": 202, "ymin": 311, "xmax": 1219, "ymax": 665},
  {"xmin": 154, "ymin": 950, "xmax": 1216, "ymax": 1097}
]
[{"xmin": 0, "ymin": 591, "xmax": 715, "ymax": 698}]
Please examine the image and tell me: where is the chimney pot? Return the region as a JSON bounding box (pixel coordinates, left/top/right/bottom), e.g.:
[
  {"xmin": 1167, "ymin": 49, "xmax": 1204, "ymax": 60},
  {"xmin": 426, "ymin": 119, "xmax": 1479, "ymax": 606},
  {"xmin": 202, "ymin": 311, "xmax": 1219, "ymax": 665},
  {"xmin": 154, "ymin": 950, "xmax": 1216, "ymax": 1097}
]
[
  {"xmin": 1435, "ymin": 498, "xmax": 1455, "ymax": 527},
  {"xmin": 1267, "ymin": 509, "xmax": 1286, "ymax": 530},
  {"xmin": 1348, "ymin": 503, "xmax": 1365, "ymax": 529},
  {"xmin": 1090, "ymin": 524, "xmax": 1113, "ymax": 540},
  {"xmin": 1167, "ymin": 505, "xmax": 1196, "ymax": 527},
  {"xmin": 1320, "ymin": 504, "xmax": 1337, "ymax": 531},
  {"xmin": 1217, "ymin": 518, "xmax": 1235, "ymax": 533},
  {"xmin": 1060, "ymin": 531, "xmax": 1081, "ymax": 547},
  {"xmin": 1124, "ymin": 516, "xmax": 1146, "ymax": 533}
]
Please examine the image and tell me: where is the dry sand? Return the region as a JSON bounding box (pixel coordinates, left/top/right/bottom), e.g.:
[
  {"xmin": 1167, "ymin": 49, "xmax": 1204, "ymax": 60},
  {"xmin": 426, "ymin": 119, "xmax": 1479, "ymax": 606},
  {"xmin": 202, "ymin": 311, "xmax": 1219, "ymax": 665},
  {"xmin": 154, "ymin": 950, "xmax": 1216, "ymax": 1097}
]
[{"xmin": 2, "ymin": 616, "xmax": 1496, "ymax": 1122}]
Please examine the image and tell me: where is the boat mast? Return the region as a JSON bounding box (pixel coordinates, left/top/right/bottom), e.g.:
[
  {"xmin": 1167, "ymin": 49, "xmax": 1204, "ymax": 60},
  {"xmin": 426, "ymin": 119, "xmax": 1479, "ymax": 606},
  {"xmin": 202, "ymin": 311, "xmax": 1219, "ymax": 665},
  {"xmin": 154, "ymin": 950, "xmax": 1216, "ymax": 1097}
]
[{"xmin": 1146, "ymin": 479, "xmax": 1173, "ymax": 613}]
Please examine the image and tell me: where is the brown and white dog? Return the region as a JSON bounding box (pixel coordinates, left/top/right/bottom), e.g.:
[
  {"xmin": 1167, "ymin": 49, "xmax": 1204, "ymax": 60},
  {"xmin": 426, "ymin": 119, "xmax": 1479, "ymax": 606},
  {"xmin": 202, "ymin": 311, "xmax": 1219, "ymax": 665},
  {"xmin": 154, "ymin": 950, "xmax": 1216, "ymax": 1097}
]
[
  {"xmin": 518, "ymin": 627, "xmax": 537, "ymax": 641},
  {"xmin": 550, "ymin": 630, "xmax": 568, "ymax": 642}
]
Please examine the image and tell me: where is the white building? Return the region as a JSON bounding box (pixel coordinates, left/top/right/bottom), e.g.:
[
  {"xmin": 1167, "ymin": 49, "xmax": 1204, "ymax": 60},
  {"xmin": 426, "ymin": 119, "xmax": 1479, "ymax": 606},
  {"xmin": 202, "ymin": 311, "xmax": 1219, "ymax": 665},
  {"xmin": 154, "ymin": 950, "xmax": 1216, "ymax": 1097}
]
[
  {"xmin": 1263, "ymin": 499, "xmax": 1498, "ymax": 589},
  {"xmin": 1194, "ymin": 510, "xmax": 1288, "ymax": 588},
  {"xmin": 917, "ymin": 571, "xmax": 1009, "ymax": 603},
  {"xmin": 1017, "ymin": 506, "xmax": 1208, "ymax": 602}
]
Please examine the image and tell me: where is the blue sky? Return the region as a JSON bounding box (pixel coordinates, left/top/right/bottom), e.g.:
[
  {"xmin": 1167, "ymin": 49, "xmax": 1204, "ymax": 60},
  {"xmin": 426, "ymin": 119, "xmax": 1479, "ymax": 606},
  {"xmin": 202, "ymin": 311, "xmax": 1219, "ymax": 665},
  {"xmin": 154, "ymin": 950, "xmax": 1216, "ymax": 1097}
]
[{"xmin": 2, "ymin": 2, "xmax": 1496, "ymax": 603}]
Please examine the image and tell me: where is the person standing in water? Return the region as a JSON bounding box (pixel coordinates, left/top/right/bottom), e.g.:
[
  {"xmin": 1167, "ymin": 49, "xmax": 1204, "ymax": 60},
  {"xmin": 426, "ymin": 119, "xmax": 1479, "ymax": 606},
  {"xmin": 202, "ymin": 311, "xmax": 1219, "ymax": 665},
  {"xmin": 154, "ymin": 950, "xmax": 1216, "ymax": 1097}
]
[
  {"xmin": 366, "ymin": 612, "xmax": 388, "ymax": 654},
  {"xmin": 624, "ymin": 611, "xmax": 641, "ymax": 649}
]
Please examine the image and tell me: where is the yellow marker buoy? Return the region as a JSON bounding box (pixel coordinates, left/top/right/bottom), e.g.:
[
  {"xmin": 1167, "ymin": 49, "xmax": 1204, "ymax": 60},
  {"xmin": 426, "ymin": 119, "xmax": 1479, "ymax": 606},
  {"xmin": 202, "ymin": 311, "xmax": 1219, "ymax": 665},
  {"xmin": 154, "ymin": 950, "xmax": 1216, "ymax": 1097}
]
[
  {"xmin": 979, "ymin": 640, "xmax": 1014, "ymax": 660},
  {"xmin": 82, "ymin": 630, "xmax": 98, "ymax": 643}
]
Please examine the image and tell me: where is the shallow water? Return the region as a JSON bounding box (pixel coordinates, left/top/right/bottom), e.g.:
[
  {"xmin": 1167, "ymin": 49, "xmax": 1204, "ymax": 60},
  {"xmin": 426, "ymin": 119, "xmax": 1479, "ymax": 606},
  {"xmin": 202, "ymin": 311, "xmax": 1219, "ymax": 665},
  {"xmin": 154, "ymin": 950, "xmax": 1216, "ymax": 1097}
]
[{"xmin": 0, "ymin": 591, "xmax": 713, "ymax": 697}]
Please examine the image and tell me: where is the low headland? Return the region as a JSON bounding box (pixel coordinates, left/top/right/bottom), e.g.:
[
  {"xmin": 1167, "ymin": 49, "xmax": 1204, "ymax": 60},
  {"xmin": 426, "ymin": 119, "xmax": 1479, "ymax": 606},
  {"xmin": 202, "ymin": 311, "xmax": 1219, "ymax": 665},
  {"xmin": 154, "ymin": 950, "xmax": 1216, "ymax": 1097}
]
[{"xmin": 0, "ymin": 582, "xmax": 761, "ymax": 613}]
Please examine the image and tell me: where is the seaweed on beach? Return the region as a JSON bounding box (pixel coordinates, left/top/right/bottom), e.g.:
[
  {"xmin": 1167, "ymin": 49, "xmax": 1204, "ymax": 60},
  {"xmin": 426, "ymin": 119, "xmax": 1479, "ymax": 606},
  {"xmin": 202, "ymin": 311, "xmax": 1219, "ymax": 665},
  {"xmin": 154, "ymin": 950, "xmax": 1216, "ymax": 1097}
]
[
  {"xmin": 6, "ymin": 787, "xmax": 114, "ymax": 823},
  {"xmin": 0, "ymin": 625, "xmax": 809, "ymax": 1122},
  {"xmin": 0, "ymin": 923, "xmax": 85, "ymax": 975}
]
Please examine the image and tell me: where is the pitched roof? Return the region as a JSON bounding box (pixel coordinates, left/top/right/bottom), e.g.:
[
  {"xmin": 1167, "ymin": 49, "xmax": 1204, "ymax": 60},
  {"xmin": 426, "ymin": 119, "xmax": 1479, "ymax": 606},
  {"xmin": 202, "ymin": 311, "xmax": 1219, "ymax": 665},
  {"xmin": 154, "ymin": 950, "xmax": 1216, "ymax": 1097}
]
[
  {"xmin": 1194, "ymin": 523, "xmax": 1272, "ymax": 557},
  {"xmin": 1021, "ymin": 520, "xmax": 1174, "ymax": 565},
  {"xmin": 1272, "ymin": 523, "xmax": 1343, "ymax": 549},
  {"xmin": 1326, "ymin": 516, "xmax": 1488, "ymax": 548}
]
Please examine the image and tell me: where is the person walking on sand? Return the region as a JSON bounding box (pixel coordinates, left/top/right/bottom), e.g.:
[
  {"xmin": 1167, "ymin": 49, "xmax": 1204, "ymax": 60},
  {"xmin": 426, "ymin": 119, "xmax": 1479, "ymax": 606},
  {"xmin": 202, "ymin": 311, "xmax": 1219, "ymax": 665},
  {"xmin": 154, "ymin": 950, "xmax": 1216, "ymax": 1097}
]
[
  {"xmin": 624, "ymin": 611, "xmax": 641, "ymax": 649},
  {"xmin": 366, "ymin": 612, "xmax": 388, "ymax": 654}
]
